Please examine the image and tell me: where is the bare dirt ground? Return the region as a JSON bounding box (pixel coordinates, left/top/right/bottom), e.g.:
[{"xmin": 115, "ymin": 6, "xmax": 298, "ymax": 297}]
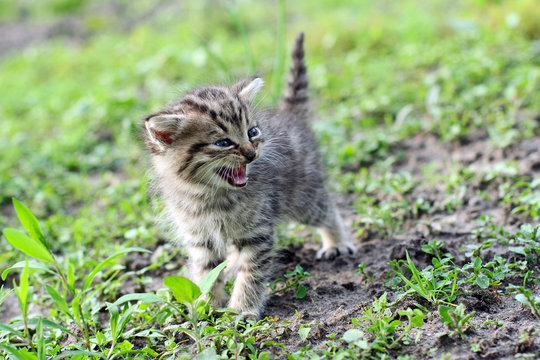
[{"xmin": 259, "ymin": 130, "xmax": 540, "ymax": 358}]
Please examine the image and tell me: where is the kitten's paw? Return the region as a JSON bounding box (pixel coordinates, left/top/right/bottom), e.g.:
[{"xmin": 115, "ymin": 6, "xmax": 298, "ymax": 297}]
[
  {"xmin": 210, "ymin": 295, "xmax": 229, "ymax": 308},
  {"xmin": 236, "ymin": 311, "xmax": 259, "ymax": 322},
  {"xmin": 316, "ymin": 244, "xmax": 355, "ymax": 260}
]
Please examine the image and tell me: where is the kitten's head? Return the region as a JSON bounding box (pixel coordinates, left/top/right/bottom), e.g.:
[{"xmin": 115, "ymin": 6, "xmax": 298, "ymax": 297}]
[{"xmin": 144, "ymin": 77, "xmax": 264, "ymax": 190}]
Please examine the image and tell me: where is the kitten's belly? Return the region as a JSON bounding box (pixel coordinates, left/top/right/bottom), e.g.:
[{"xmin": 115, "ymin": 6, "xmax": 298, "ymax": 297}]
[{"xmin": 172, "ymin": 205, "xmax": 265, "ymax": 249}]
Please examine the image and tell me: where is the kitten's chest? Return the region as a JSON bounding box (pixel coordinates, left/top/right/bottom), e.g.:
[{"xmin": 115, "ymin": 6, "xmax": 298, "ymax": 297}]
[{"xmin": 172, "ymin": 192, "xmax": 264, "ymax": 242}]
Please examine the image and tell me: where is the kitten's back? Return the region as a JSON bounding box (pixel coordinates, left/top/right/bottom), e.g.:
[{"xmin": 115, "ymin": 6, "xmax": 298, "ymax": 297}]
[{"xmin": 249, "ymin": 32, "xmax": 329, "ymax": 225}]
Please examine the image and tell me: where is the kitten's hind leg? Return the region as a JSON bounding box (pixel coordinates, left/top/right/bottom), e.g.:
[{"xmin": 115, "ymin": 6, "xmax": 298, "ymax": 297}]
[
  {"xmin": 188, "ymin": 246, "xmax": 228, "ymax": 307},
  {"xmin": 316, "ymin": 206, "xmax": 356, "ymax": 260},
  {"xmin": 229, "ymin": 236, "xmax": 274, "ymax": 319}
]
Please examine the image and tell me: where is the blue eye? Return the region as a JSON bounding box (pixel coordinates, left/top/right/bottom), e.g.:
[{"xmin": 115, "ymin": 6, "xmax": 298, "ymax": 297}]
[
  {"xmin": 248, "ymin": 127, "xmax": 260, "ymax": 138},
  {"xmin": 215, "ymin": 139, "xmax": 233, "ymax": 147}
]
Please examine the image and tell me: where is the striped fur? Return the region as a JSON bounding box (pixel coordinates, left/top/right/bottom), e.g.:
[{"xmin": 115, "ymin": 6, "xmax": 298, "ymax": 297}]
[
  {"xmin": 282, "ymin": 32, "xmax": 309, "ymax": 118},
  {"xmin": 142, "ymin": 33, "xmax": 355, "ymax": 318}
]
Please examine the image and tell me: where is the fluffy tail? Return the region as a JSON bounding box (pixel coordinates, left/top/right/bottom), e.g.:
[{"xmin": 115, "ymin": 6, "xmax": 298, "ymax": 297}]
[{"xmin": 281, "ymin": 32, "xmax": 308, "ymax": 118}]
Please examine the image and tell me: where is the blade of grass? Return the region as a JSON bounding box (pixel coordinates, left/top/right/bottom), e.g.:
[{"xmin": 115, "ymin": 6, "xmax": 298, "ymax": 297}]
[
  {"xmin": 12, "ymin": 198, "xmax": 47, "ymax": 249},
  {"xmin": 271, "ymin": 0, "xmax": 286, "ymax": 104}
]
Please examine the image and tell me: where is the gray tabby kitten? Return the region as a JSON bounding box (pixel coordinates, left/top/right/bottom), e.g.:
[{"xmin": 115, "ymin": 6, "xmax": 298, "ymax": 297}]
[{"xmin": 143, "ymin": 33, "xmax": 355, "ymax": 318}]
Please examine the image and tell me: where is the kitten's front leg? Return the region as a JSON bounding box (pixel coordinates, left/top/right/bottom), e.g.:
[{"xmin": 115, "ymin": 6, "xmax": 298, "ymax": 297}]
[
  {"xmin": 187, "ymin": 245, "xmax": 228, "ymax": 307},
  {"xmin": 229, "ymin": 236, "xmax": 274, "ymax": 319}
]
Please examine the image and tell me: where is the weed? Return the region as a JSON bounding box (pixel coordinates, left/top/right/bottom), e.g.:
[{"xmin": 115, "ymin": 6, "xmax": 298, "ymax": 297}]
[
  {"xmin": 512, "ymin": 286, "xmax": 540, "ymax": 321},
  {"xmin": 421, "ymin": 239, "xmax": 446, "ymax": 260},
  {"xmin": 470, "ymin": 342, "xmax": 481, "ymax": 352},
  {"xmin": 162, "ymin": 260, "xmax": 228, "ymax": 352},
  {"xmin": 500, "ymin": 178, "xmax": 540, "ymax": 219},
  {"xmin": 438, "ymin": 303, "xmax": 475, "ymax": 338},
  {"xmin": 508, "ymin": 224, "xmax": 540, "ymax": 264},
  {"xmin": 460, "ymin": 255, "xmax": 516, "ymax": 289},
  {"xmin": 390, "ymin": 251, "xmax": 458, "ymax": 305},
  {"xmin": 481, "ymin": 319, "xmax": 504, "ymax": 328},
  {"xmin": 2, "ymin": 199, "xmax": 152, "ymax": 357},
  {"xmin": 355, "ymin": 262, "xmax": 374, "ymax": 284},
  {"xmin": 354, "ymin": 196, "xmax": 408, "ymax": 238},
  {"xmin": 462, "ymin": 239, "xmax": 492, "ymax": 258},
  {"xmin": 269, "ymin": 264, "xmax": 313, "ymax": 299},
  {"xmin": 472, "ymin": 215, "xmax": 511, "ymax": 244},
  {"xmin": 348, "ymin": 293, "xmax": 425, "ymax": 355}
]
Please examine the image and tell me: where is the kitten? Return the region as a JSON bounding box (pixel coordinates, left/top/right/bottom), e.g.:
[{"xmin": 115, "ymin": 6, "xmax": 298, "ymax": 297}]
[{"xmin": 143, "ymin": 32, "xmax": 355, "ymax": 318}]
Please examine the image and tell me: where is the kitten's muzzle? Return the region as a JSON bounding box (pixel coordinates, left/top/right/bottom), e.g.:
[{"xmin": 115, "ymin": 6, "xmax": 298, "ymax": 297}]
[{"xmin": 240, "ymin": 147, "xmax": 257, "ymax": 162}]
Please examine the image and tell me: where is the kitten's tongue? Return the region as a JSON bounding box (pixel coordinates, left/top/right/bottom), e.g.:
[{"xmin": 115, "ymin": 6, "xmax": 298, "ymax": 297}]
[{"xmin": 231, "ymin": 165, "xmax": 247, "ymax": 187}]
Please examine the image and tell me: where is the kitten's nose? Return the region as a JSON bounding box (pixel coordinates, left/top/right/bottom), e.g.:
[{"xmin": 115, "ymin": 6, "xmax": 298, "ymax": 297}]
[{"xmin": 240, "ymin": 146, "xmax": 256, "ymax": 162}]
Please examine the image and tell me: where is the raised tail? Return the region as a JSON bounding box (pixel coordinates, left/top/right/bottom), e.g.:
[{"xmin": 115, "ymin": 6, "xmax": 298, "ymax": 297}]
[{"xmin": 281, "ymin": 32, "xmax": 308, "ymax": 118}]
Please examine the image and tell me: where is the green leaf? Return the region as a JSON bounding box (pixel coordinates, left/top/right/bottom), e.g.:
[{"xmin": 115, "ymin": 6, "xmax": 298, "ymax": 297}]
[
  {"xmin": 199, "ymin": 260, "xmax": 228, "ymax": 295},
  {"xmin": 3, "ymin": 228, "xmax": 54, "ymax": 263},
  {"xmin": 438, "ymin": 305, "xmax": 453, "ymax": 325},
  {"xmin": 476, "ymin": 274, "xmax": 489, "ymax": 289},
  {"xmin": 36, "ymin": 318, "xmax": 44, "ymax": 360},
  {"xmin": 164, "ymin": 276, "xmax": 201, "ymax": 303},
  {"xmin": 113, "ymin": 293, "xmax": 165, "ymax": 307},
  {"xmin": 67, "ymin": 263, "xmax": 75, "ymax": 294},
  {"xmin": 474, "ymin": 257, "xmax": 482, "ymax": 269},
  {"xmin": 175, "ymin": 326, "xmax": 200, "ymax": 342},
  {"xmin": 0, "ymin": 322, "xmax": 23, "ymax": 337},
  {"xmin": 515, "ymin": 293, "xmax": 532, "ymax": 308},
  {"xmin": 298, "ymin": 326, "xmax": 311, "ymax": 341},
  {"xmin": 342, "ymin": 328, "xmax": 364, "ymax": 343},
  {"xmin": 117, "ymin": 307, "xmax": 134, "ymax": 338},
  {"xmin": 509, "ymin": 246, "xmax": 527, "ymax": 256},
  {"xmin": 411, "ymin": 315, "xmax": 424, "ymax": 327},
  {"xmin": 27, "ymin": 318, "xmax": 77, "ymax": 338},
  {"xmin": 83, "ymin": 247, "xmax": 150, "ymax": 291},
  {"xmin": 0, "ymin": 344, "xmax": 39, "ymax": 360},
  {"xmin": 296, "ymin": 285, "xmax": 307, "ymax": 299},
  {"xmin": 2, "ymin": 260, "xmax": 55, "ymax": 280},
  {"xmin": 142, "ymin": 346, "xmax": 159, "ymax": 357},
  {"xmin": 195, "ymin": 348, "xmax": 218, "ymax": 360},
  {"xmin": 12, "ymin": 198, "xmax": 47, "ymax": 249},
  {"xmin": 71, "ymin": 293, "xmax": 82, "ymax": 328},
  {"xmin": 46, "ymin": 285, "xmax": 71, "ymax": 318},
  {"xmin": 15, "ymin": 258, "xmax": 30, "ymax": 318},
  {"xmin": 53, "ymin": 350, "xmax": 106, "ymax": 359},
  {"xmin": 107, "ymin": 302, "xmax": 120, "ymax": 338}
]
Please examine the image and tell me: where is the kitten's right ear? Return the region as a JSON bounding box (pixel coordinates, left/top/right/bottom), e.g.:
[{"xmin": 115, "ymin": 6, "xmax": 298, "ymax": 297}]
[
  {"xmin": 233, "ymin": 76, "xmax": 264, "ymax": 104},
  {"xmin": 144, "ymin": 112, "xmax": 185, "ymax": 151}
]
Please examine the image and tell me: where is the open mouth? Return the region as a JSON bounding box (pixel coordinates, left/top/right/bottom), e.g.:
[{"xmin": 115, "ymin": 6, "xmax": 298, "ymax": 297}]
[{"xmin": 216, "ymin": 165, "xmax": 247, "ymax": 187}]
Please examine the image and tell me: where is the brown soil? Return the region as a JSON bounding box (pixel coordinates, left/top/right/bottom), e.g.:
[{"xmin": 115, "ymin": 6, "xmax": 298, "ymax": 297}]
[{"xmin": 258, "ymin": 130, "xmax": 540, "ymax": 358}]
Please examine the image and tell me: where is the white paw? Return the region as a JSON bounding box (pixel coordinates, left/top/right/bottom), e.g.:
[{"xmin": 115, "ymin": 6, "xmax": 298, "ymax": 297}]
[
  {"xmin": 236, "ymin": 311, "xmax": 259, "ymax": 322},
  {"xmin": 316, "ymin": 243, "xmax": 356, "ymax": 260}
]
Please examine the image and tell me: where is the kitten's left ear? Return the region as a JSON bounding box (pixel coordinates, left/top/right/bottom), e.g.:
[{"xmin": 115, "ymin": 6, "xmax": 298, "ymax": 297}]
[
  {"xmin": 144, "ymin": 112, "xmax": 185, "ymax": 151},
  {"xmin": 233, "ymin": 76, "xmax": 264, "ymax": 103}
]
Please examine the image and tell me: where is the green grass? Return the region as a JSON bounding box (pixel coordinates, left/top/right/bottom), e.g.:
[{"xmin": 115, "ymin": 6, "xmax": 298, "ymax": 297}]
[{"xmin": 1, "ymin": 0, "xmax": 539, "ymax": 358}]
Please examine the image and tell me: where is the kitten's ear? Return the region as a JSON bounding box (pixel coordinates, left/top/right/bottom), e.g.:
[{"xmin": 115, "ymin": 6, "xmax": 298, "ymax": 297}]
[
  {"xmin": 144, "ymin": 112, "xmax": 185, "ymax": 150},
  {"xmin": 233, "ymin": 76, "xmax": 264, "ymax": 103}
]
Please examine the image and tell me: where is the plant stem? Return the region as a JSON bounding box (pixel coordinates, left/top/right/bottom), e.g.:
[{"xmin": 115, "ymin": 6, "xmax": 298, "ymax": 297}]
[{"xmin": 52, "ymin": 258, "xmax": 92, "ymax": 350}]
